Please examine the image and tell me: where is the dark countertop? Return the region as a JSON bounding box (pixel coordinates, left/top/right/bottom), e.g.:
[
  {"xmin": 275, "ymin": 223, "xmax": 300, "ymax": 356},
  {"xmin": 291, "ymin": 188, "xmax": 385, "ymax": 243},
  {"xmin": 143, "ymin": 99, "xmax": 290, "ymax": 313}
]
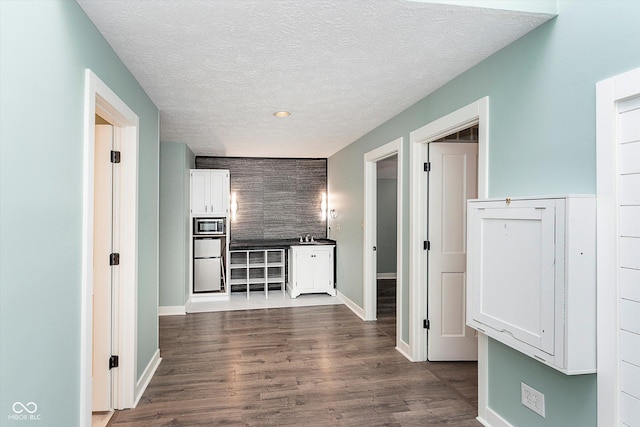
[{"xmin": 230, "ymin": 238, "xmax": 336, "ymax": 250}]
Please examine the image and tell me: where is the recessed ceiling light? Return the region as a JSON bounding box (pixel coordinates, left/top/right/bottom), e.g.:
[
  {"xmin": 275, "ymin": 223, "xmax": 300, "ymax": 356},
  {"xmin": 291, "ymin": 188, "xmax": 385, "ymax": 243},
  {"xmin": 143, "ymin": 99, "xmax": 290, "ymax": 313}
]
[{"xmin": 273, "ymin": 111, "xmax": 291, "ymax": 117}]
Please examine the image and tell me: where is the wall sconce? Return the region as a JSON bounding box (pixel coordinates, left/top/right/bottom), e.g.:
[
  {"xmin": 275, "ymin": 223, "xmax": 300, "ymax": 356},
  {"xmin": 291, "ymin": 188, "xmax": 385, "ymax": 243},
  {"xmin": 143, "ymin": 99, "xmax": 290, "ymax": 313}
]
[
  {"xmin": 230, "ymin": 192, "xmax": 238, "ymax": 222},
  {"xmin": 321, "ymin": 192, "xmax": 327, "ymax": 221},
  {"xmin": 329, "ymin": 209, "xmax": 337, "ymax": 219}
]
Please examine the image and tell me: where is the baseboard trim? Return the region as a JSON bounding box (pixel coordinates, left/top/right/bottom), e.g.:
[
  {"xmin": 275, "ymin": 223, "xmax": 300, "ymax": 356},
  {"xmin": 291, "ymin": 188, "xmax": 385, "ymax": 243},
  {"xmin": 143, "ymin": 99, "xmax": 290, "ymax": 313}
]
[
  {"xmin": 158, "ymin": 305, "xmax": 186, "ymax": 316},
  {"xmin": 134, "ymin": 349, "xmax": 161, "ymax": 408},
  {"xmin": 337, "ymin": 290, "xmax": 366, "ymax": 320},
  {"xmin": 376, "ymin": 272, "xmax": 397, "ymax": 280},
  {"xmin": 477, "ymin": 407, "xmax": 513, "ymax": 427},
  {"xmin": 395, "ymin": 340, "xmax": 414, "ymax": 362}
]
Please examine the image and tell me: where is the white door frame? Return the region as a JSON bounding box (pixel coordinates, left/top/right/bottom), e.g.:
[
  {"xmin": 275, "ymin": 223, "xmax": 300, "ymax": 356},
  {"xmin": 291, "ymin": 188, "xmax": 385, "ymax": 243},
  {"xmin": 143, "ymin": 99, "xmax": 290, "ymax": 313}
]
[
  {"xmin": 80, "ymin": 69, "xmax": 139, "ymax": 425},
  {"xmin": 363, "ymin": 138, "xmax": 406, "ymax": 351},
  {"xmin": 409, "ymin": 97, "xmax": 489, "ymax": 416},
  {"xmin": 596, "ymin": 66, "xmax": 640, "ymax": 426}
]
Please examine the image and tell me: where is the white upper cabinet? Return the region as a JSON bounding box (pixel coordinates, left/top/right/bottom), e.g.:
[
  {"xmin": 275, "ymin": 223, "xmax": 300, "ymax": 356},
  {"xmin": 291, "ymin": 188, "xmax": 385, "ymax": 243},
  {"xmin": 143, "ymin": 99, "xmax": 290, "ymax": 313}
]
[
  {"xmin": 466, "ymin": 195, "xmax": 596, "ymax": 374},
  {"xmin": 190, "ymin": 169, "xmax": 230, "ymax": 217}
]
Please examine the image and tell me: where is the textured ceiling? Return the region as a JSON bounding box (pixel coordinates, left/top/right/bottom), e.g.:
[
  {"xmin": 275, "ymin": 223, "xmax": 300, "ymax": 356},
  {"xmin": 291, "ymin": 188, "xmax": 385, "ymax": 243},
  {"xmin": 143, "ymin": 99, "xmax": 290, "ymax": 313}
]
[{"xmin": 77, "ymin": 0, "xmax": 553, "ymax": 158}]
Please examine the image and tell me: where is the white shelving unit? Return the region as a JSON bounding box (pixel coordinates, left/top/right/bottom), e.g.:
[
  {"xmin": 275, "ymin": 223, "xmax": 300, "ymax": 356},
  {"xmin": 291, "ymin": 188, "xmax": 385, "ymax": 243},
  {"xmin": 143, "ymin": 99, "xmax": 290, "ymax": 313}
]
[{"xmin": 229, "ymin": 249, "xmax": 286, "ymax": 298}]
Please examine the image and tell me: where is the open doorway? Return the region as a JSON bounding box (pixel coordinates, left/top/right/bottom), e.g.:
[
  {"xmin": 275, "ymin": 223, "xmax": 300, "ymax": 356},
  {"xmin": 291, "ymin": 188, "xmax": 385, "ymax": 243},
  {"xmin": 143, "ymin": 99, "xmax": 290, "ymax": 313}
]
[
  {"xmin": 409, "ymin": 97, "xmax": 489, "ymax": 417},
  {"xmin": 81, "ymin": 69, "xmax": 140, "ymax": 427},
  {"xmin": 375, "ymin": 155, "xmax": 398, "ymax": 339},
  {"xmin": 363, "ymin": 137, "xmax": 405, "ymax": 353}
]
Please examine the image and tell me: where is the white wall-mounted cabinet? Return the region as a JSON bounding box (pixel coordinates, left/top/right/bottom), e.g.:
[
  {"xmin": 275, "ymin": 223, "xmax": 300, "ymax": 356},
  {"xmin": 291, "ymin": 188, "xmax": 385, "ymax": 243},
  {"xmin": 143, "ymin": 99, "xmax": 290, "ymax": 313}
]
[
  {"xmin": 288, "ymin": 245, "xmax": 336, "ymax": 298},
  {"xmin": 466, "ymin": 195, "xmax": 596, "ymax": 374},
  {"xmin": 190, "ymin": 169, "xmax": 229, "ymax": 217}
]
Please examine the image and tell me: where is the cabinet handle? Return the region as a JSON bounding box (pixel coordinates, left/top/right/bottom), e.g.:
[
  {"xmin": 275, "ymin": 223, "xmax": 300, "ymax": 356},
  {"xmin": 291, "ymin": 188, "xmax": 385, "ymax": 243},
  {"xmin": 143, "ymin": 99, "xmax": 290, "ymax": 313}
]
[{"xmin": 205, "ymin": 205, "xmax": 208, "ymax": 212}]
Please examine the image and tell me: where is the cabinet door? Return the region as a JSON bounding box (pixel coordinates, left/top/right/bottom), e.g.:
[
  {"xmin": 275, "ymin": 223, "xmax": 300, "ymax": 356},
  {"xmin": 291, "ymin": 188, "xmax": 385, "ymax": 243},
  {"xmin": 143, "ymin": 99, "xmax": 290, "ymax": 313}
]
[
  {"xmin": 209, "ymin": 171, "xmax": 229, "ymax": 216},
  {"xmin": 294, "ymin": 249, "xmax": 315, "ymax": 290},
  {"xmin": 190, "ymin": 170, "xmax": 210, "ymax": 215},
  {"xmin": 312, "ymin": 248, "xmax": 333, "ymax": 290},
  {"xmin": 468, "ymin": 199, "xmax": 556, "ymax": 354}
]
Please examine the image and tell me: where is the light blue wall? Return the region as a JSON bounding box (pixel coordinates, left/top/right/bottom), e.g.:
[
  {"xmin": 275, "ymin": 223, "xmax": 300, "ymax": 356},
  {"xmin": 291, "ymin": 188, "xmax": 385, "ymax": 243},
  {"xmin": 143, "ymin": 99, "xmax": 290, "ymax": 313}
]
[
  {"xmin": 0, "ymin": 1, "xmax": 159, "ymax": 424},
  {"xmin": 159, "ymin": 142, "xmax": 194, "ymax": 308},
  {"xmin": 328, "ymin": 1, "xmax": 640, "ymax": 425},
  {"xmin": 489, "ymin": 339, "xmax": 596, "ymax": 426},
  {"xmin": 376, "ymin": 178, "xmax": 397, "ymax": 274}
]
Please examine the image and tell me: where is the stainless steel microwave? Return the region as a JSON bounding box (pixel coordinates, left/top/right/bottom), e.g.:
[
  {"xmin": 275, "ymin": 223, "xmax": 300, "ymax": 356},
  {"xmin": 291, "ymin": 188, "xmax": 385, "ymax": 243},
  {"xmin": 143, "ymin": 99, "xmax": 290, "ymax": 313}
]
[{"xmin": 193, "ymin": 217, "xmax": 226, "ymax": 235}]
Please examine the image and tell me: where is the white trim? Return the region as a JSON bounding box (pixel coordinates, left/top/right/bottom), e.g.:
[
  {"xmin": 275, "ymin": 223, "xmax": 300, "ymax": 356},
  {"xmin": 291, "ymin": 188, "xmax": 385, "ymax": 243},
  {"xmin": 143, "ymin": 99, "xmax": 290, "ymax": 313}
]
[
  {"xmin": 363, "ymin": 137, "xmax": 404, "ymax": 353},
  {"xmin": 376, "ymin": 272, "xmax": 397, "ymax": 280},
  {"xmin": 596, "ymin": 66, "xmax": 640, "ymax": 427},
  {"xmin": 133, "ymin": 349, "xmax": 161, "ymax": 407},
  {"xmin": 477, "ymin": 332, "xmax": 489, "ymax": 423},
  {"xmin": 395, "ymin": 340, "xmax": 413, "ymax": 362},
  {"xmin": 477, "ymin": 406, "xmax": 514, "ymax": 427},
  {"xmin": 338, "ymin": 290, "xmax": 366, "ymax": 320},
  {"xmin": 186, "ymin": 293, "xmax": 231, "ymax": 313},
  {"xmin": 159, "ymin": 306, "xmax": 187, "ymax": 316},
  {"xmin": 409, "ymin": 96, "xmax": 489, "ymax": 414},
  {"xmin": 81, "ymin": 69, "xmax": 140, "ymax": 425}
]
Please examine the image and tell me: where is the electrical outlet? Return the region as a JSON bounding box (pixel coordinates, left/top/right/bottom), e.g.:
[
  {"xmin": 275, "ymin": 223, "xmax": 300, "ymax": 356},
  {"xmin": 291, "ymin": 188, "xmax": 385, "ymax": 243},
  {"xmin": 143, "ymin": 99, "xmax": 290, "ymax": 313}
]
[{"xmin": 521, "ymin": 382, "xmax": 545, "ymax": 417}]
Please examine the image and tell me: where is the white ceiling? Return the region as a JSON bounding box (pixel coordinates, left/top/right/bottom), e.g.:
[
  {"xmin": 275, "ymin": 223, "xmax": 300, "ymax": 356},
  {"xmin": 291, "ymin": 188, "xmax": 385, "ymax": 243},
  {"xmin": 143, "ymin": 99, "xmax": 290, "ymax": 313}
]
[{"xmin": 77, "ymin": 0, "xmax": 553, "ymax": 158}]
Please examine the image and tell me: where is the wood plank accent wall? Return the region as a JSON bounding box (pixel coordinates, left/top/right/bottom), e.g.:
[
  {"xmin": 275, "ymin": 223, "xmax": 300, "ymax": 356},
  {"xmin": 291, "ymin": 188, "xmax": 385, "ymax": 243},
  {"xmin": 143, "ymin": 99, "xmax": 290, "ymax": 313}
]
[{"xmin": 196, "ymin": 157, "xmax": 327, "ymax": 241}]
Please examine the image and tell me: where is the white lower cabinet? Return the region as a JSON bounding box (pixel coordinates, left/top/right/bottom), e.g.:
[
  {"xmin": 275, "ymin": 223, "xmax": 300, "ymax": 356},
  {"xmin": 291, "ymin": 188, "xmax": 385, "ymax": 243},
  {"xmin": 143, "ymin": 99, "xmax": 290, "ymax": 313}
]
[{"xmin": 288, "ymin": 245, "xmax": 336, "ymax": 298}]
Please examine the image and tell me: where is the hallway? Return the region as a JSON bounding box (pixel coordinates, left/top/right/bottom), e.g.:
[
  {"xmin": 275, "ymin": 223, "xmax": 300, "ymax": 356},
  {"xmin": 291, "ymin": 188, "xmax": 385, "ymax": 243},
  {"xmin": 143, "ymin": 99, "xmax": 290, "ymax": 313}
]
[{"xmin": 111, "ymin": 304, "xmax": 479, "ymax": 426}]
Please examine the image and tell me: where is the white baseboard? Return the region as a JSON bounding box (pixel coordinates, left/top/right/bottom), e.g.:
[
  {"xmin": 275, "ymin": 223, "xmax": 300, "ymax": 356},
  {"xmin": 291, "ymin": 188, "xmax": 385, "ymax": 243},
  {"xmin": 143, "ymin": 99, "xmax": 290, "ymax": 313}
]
[
  {"xmin": 158, "ymin": 305, "xmax": 186, "ymax": 316},
  {"xmin": 337, "ymin": 290, "xmax": 366, "ymax": 320},
  {"xmin": 395, "ymin": 339, "xmax": 414, "ymax": 362},
  {"xmin": 134, "ymin": 349, "xmax": 161, "ymax": 407},
  {"xmin": 377, "ymin": 272, "xmax": 397, "ymax": 280},
  {"xmin": 477, "ymin": 407, "xmax": 513, "ymax": 427},
  {"xmin": 186, "ymin": 294, "xmax": 231, "ymax": 313}
]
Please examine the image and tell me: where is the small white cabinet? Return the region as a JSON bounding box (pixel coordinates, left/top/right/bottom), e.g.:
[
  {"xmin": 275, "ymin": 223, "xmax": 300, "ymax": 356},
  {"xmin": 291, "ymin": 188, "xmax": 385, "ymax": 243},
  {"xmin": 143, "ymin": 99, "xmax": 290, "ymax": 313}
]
[
  {"xmin": 466, "ymin": 195, "xmax": 596, "ymax": 374},
  {"xmin": 288, "ymin": 245, "xmax": 336, "ymax": 298},
  {"xmin": 190, "ymin": 169, "xmax": 229, "ymax": 217}
]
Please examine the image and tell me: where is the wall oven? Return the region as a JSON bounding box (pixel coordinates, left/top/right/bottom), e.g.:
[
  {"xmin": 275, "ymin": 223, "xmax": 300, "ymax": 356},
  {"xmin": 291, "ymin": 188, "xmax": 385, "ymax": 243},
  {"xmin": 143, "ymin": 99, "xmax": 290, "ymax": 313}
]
[{"xmin": 193, "ymin": 217, "xmax": 226, "ymax": 235}]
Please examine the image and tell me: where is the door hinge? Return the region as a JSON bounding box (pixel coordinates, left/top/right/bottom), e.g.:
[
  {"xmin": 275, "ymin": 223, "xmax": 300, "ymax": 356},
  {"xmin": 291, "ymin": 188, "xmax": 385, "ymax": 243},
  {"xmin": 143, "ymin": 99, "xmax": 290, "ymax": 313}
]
[
  {"xmin": 424, "ymin": 162, "xmax": 431, "ymax": 172},
  {"xmin": 109, "ymin": 253, "xmax": 120, "ymax": 266},
  {"xmin": 423, "ymin": 241, "xmax": 430, "ymax": 251},
  {"xmin": 424, "ymin": 319, "xmax": 430, "ymax": 329},
  {"xmin": 110, "ymin": 150, "xmax": 121, "ymax": 163},
  {"xmin": 109, "ymin": 355, "xmax": 119, "ymax": 370}
]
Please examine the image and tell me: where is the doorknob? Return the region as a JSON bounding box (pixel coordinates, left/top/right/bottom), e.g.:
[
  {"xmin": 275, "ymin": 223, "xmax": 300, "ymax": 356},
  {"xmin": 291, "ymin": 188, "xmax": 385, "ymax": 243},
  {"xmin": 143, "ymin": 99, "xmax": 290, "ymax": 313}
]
[{"xmin": 373, "ymin": 246, "xmax": 377, "ymax": 251}]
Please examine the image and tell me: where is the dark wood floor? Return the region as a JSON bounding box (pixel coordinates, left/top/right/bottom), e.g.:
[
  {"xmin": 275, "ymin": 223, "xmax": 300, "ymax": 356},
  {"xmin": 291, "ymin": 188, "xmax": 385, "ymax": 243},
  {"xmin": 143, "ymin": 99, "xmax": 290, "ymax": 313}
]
[
  {"xmin": 111, "ymin": 283, "xmax": 479, "ymax": 426},
  {"xmin": 376, "ymin": 279, "xmax": 397, "ymax": 339}
]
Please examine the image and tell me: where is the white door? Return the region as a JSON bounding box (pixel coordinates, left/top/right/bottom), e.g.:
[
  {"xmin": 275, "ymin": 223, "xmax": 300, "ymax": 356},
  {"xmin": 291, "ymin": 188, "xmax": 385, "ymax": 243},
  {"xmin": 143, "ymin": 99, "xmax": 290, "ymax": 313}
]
[
  {"xmin": 92, "ymin": 124, "xmax": 114, "ymax": 411},
  {"xmin": 596, "ymin": 67, "xmax": 640, "ymax": 426},
  {"xmin": 616, "ymin": 95, "xmax": 640, "ymax": 425},
  {"xmin": 427, "ymin": 142, "xmax": 478, "ymax": 361}
]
